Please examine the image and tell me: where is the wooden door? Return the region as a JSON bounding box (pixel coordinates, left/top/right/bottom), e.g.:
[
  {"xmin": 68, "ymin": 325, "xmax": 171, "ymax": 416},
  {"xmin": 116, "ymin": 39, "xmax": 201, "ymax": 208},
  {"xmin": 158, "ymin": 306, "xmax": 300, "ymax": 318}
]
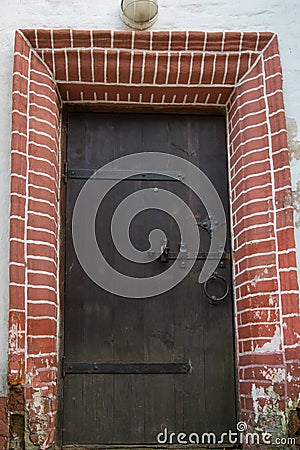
[{"xmin": 62, "ymin": 112, "xmax": 236, "ymax": 447}]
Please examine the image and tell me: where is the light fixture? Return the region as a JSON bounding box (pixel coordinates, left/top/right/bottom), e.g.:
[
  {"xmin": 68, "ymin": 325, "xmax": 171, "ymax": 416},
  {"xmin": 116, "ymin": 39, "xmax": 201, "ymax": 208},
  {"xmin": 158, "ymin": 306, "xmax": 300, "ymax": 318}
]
[{"xmin": 120, "ymin": 0, "xmax": 158, "ymax": 30}]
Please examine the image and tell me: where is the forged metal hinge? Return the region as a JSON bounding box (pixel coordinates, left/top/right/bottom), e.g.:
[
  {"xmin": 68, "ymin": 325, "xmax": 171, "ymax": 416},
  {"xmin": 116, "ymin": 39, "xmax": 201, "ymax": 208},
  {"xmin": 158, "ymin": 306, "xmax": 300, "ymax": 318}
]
[{"xmin": 63, "ymin": 162, "xmax": 68, "ymax": 184}]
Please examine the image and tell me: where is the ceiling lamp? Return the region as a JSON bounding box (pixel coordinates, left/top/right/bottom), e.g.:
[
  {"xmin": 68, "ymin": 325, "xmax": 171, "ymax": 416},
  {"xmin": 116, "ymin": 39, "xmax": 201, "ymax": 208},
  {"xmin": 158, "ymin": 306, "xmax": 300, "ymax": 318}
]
[{"xmin": 120, "ymin": 0, "xmax": 159, "ymax": 30}]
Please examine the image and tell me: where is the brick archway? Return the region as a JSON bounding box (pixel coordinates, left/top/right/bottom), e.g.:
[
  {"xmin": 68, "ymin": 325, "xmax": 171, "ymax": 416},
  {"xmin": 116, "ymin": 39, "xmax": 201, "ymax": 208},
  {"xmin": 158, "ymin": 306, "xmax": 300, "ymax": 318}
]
[{"xmin": 9, "ymin": 29, "xmax": 299, "ymax": 446}]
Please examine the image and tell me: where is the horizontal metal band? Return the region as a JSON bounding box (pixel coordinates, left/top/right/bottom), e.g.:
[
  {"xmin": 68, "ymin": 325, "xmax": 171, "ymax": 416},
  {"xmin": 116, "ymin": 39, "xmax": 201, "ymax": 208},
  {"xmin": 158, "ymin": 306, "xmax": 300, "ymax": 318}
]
[
  {"xmin": 63, "ymin": 361, "xmax": 191, "ymax": 374},
  {"xmin": 160, "ymin": 251, "xmax": 229, "ymax": 260},
  {"xmin": 66, "ymin": 167, "xmax": 185, "ymax": 181}
]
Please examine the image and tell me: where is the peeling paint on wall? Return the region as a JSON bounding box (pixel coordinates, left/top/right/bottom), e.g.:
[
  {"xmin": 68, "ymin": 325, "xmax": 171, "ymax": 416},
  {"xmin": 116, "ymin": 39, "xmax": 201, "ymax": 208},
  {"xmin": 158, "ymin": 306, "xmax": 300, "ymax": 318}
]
[
  {"xmin": 287, "ymin": 117, "xmax": 300, "ymax": 161},
  {"xmin": 251, "ymin": 384, "xmax": 286, "ymax": 436},
  {"xmin": 255, "ymin": 325, "xmax": 282, "ymax": 353}
]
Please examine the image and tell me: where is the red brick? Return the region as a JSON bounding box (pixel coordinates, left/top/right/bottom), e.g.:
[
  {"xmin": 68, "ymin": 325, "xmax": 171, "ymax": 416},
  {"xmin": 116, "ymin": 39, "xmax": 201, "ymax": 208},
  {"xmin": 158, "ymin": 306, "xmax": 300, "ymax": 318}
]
[
  {"xmin": 205, "ymin": 32, "xmax": 223, "ymax": 51},
  {"xmin": 153, "ymin": 53, "xmax": 168, "ymax": 85},
  {"xmin": 239, "ymin": 308, "xmax": 280, "ymax": 327},
  {"xmin": 31, "ymin": 368, "xmax": 57, "ymax": 385},
  {"xmin": 28, "ymin": 257, "xmax": 57, "ymax": 274},
  {"xmin": 259, "ymin": 33, "xmax": 275, "ymax": 51},
  {"xmin": 233, "ymin": 173, "xmax": 272, "ymax": 203},
  {"xmin": 29, "ymin": 91, "xmax": 58, "ymax": 114},
  {"xmin": 233, "ymin": 185, "xmax": 273, "ymax": 212},
  {"xmin": 50, "ymin": 29, "xmax": 70, "ymax": 48},
  {"xmin": 198, "ymin": 53, "xmax": 214, "ymax": 84},
  {"xmin": 27, "ymin": 302, "xmax": 57, "ymax": 318},
  {"xmin": 237, "ymin": 292, "xmax": 279, "ymax": 313},
  {"xmin": 274, "ymin": 174, "xmax": 292, "ymax": 197},
  {"xmin": 177, "ymin": 31, "xmax": 199, "ymax": 51},
  {"xmin": 79, "ymin": 50, "xmax": 92, "ymax": 82},
  {"xmin": 237, "ymin": 54, "xmax": 254, "ymax": 82},
  {"xmin": 267, "ymin": 90, "xmax": 284, "ymax": 115},
  {"xmin": 10, "ymin": 240, "xmax": 25, "ymax": 265},
  {"xmin": 177, "ymin": 53, "xmax": 193, "ymax": 84},
  {"xmin": 9, "ymin": 285, "xmax": 25, "ymax": 310},
  {"xmin": 28, "ymin": 284, "xmax": 57, "ymax": 301},
  {"xmin": 28, "ymin": 198, "xmax": 57, "ymax": 217},
  {"xmin": 131, "ymin": 53, "xmax": 144, "ymax": 84},
  {"xmin": 27, "ymin": 228, "xmax": 57, "ymax": 246},
  {"xmin": 283, "ymin": 317, "xmax": 300, "ymax": 346},
  {"xmin": 28, "ymin": 337, "xmax": 56, "ymax": 354},
  {"xmin": 10, "ymin": 218, "xmax": 25, "ymax": 242},
  {"xmin": 233, "ymin": 211, "xmax": 273, "ymax": 236},
  {"xmin": 30, "ymin": 79, "xmax": 56, "ymax": 99},
  {"xmin": 113, "ymin": 31, "xmax": 134, "ymax": 49},
  {"xmin": 28, "ymin": 185, "xmax": 57, "ymax": 206},
  {"xmin": 9, "ymin": 310, "xmax": 26, "ymax": 332},
  {"xmin": 232, "ymin": 143, "xmax": 270, "ymax": 174},
  {"xmin": 28, "ymin": 318, "xmax": 56, "ymax": 336},
  {"xmin": 237, "ymin": 252, "xmax": 277, "ymax": 274},
  {"xmin": 92, "ymin": 30, "xmax": 112, "ymax": 48},
  {"xmin": 117, "ymin": 51, "xmax": 131, "ymax": 84},
  {"xmin": 236, "ymin": 225, "xmax": 274, "ymax": 250},
  {"xmin": 239, "ymin": 352, "xmax": 284, "ymax": 368},
  {"xmin": 277, "ymin": 228, "xmax": 297, "ymax": 251},
  {"xmin": 67, "ymin": 50, "xmax": 79, "ymax": 81},
  {"xmin": 242, "ymin": 337, "xmax": 277, "ymax": 353},
  {"xmin": 264, "ymin": 58, "xmax": 282, "ymax": 82},
  {"xmin": 240, "ymin": 278, "xmax": 278, "ymax": 297},
  {"xmin": 93, "ymin": 49, "xmax": 105, "ymax": 83},
  {"xmin": 53, "ymin": 51, "xmax": 66, "ymax": 81},
  {"xmin": 279, "ymin": 270, "xmax": 298, "ymax": 291},
  {"xmin": 27, "ymin": 242, "xmax": 56, "ymax": 262},
  {"xmin": 224, "ymin": 53, "xmax": 240, "ymax": 84},
  {"xmin": 11, "ymin": 179, "xmax": 27, "ymax": 203},
  {"xmin": 28, "ymin": 272, "xmax": 57, "ymax": 289},
  {"xmin": 28, "ymin": 211, "xmax": 57, "ymax": 233},
  {"xmin": 223, "ymin": 32, "xmax": 243, "ymax": 51},
  {"xmin": 232, "ymin": 98, "xmax": 266, "ymax": 128},
  {"xmin": 10, "ymin": 265, "xmax": 25, "ymax": 285},
  {"xmin": 28, "ymin": 157, "xmax": 57, "ymax": 179},
  {"xmin": 241, "ymin": 33, "xmax": 259, "ymax": 51},
  {"xmin": 230, "ymin": 111, "xmax": 267, "ymax": 143},
  {"xmin": 106, "ymin": 50, "xmax": 118, "ymax": 83},
  {"xmin": 11, "ymin": 152, "xmax": 27, "ymax": 177},
  {"xmin": 40, "ymin": 50, "xmax": 54, "ymax": 74},
  {"xmin": 151, "ymin": 31, "xmax": 170, "ymax": 51},
  {"xmin": 234, "ymin": 198, "xmax": 273, "ymax": 225},
  {"xmin": 72, "ymin": 30, "xmax": 91, "ymax": 48},
  {"xmin": 239, "ymin": 323, "xmax": 278, "ymax": 340},
  {"xmin": 27, "ymin": 355, "xmax": 57, "ymax": 371},
  {"xmin": 35, "ymin": 29, "xmax": 52, "ymax": 48},
  {"xmin": 281, "ymin": 293, "xmax": 300, "ymax": 316},
  {"xmin": 28, "ymin": 143, "xmax": 58, "ymax": 166},
  {"xmin": 12, "ymin": 94, "xmax": 28, "ymax": 120},
  {"xmin": 13, "ymin": 64, "xmax": 29, "ymax": 93},
  {"xmin": 29, "ymin": 103, "xmax": 58, "ymax": 127},
  {"xmin": 28, "ymin": 172, "xmax": 58, "ymax": 194},
  {"xmin": 187, "ymin": 53, "xmax": 203, "ymax": 85},
  {"xmin": 171, "ymin": 31, "xmax": 189, "ymax": 51}
]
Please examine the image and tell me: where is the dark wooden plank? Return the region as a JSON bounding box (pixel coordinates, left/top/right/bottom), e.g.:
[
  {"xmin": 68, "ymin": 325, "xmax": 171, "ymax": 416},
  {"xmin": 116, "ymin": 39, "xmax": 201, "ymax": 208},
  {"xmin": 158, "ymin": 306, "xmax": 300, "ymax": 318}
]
[{"xmin": 63, "ymin": 112, "xmax": 236, "ymax": 446}]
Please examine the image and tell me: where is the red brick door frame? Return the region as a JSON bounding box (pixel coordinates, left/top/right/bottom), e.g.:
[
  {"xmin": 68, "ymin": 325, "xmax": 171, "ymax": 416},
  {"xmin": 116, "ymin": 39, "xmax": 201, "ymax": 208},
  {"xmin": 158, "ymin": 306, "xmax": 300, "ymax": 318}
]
[{"xmin": 8, "ymin": 29, "xmax": 299, "ymax": 447}]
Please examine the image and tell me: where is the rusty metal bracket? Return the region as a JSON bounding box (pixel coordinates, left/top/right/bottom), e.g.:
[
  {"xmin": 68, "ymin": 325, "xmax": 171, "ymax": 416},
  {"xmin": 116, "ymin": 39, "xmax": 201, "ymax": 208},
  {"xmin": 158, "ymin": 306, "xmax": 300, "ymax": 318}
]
[{"xmin": 62, "ymin": 361, "xmax": 191, "ymax": 374}]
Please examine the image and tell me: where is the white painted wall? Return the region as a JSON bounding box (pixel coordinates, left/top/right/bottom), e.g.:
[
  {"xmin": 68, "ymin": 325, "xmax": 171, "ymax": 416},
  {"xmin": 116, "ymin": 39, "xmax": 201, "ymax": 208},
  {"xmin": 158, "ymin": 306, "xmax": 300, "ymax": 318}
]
[{"xmin": 0, "ymin": 0, "xmax": 300, "ymax": 396}]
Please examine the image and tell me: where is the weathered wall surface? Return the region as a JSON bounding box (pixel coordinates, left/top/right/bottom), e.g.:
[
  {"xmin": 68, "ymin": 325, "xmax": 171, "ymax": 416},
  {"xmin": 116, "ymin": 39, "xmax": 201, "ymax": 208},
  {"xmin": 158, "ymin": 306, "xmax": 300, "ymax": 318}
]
[{"xmin": 0, "ymin": 0, "xmax": 300, "ymax": 440}]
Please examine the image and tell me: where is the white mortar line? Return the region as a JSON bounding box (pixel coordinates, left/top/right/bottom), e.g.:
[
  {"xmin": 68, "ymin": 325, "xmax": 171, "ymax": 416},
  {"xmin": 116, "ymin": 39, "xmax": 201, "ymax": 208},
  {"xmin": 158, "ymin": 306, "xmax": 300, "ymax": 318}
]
[{"xmin": 261, "ymin": 52, "xmax": 288, "ymax": 400}]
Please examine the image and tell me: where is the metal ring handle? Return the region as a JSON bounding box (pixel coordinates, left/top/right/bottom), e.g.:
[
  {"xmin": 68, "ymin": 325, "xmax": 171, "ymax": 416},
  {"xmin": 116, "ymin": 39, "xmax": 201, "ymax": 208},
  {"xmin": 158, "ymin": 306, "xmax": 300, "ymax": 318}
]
[{"xmin": 203, "ymin": 272, "xmax": 229, "ymax": 304}]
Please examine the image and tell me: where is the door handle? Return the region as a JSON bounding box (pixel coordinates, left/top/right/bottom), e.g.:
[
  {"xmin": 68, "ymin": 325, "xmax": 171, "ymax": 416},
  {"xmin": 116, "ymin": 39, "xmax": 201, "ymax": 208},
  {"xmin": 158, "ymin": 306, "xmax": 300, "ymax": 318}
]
[
  {"xmin": 160, "ymin": 239, "xmax": 170, "ymax": 262},
  {"xmin": 203, "ymin": 272, "xmax": 229, "ymax": 304}
]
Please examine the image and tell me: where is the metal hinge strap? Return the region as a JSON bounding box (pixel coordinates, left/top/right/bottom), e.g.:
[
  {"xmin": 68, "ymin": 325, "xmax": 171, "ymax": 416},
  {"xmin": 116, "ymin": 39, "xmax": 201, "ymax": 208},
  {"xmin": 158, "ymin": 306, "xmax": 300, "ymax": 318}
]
[{"xmin": 62, "ymin": 361, "xmax": 191, "ymax": 374}]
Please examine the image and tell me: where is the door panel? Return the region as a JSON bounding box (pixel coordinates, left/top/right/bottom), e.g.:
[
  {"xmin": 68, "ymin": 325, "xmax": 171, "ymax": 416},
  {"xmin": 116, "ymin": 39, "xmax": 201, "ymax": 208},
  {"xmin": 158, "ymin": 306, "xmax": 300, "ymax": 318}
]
[{"xmin": 62, "ymin": 112, "xmax": 236, "ymax": 445}]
